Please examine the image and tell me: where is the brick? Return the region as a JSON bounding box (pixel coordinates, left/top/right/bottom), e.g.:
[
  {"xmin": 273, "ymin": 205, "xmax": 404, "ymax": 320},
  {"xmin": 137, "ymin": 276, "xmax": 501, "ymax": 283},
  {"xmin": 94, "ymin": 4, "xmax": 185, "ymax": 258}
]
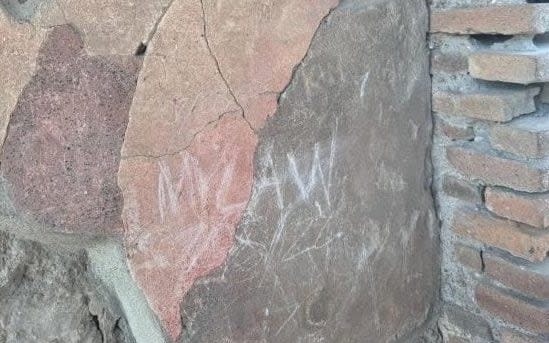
[
  {"xmin": 455, "ymin": 244, "xmax": 482, "ymax": 271},
  {"xmin": 501, "ymin": 329, "xmax": 546, "ymax": 343},
  {"xmin": 442, "ymin": 175, "xmax": 481, "ymax": 203},
  {"xmin": 490, "ymin": 115, "xmax": 549, "ymax": 159},
  {"xmin": 475, "ymin": 284, "xmax": 549, "ymax": 334},
  {"xmin": 431, "ymin": 5, "xmax": 549, "ymax": 35},
  {"xmin": 447, "ymin": 144, "xmax": 549, "ymax": 193},
  {"xmin": 469, "ymin": 51, "xmax": 549, "ymax": 85},
  {"xmin": 484, "ymin": 253, "xmax": 549, "ymax": 299},
  {"xmin": 432, "ymin": 50, "xmax": 469, "ymax": 74},
  {"xmin": 541, "ymin": 84, "xmax": 549, "ymax": 104},
  {"xmin": 451, "ymin": 207, "xmax": 549, "ymax": 262},
  {"xmin": 436, "ymin": 117, "xmax": 475, "ymax": 141},
  {"xmin": 433, "ymin": 88, "xmax": 539, "ymax": 122},
  {"xmin": 485, "ymin": 187, "xmax": 549, "ymax": 229},
  {"xmin": 445, "ymin": 336, "xmax": 468, "ymax": 343},
  {"xmin": 442, "ymin": 304, "xmax": 494, "ymax": 341}
]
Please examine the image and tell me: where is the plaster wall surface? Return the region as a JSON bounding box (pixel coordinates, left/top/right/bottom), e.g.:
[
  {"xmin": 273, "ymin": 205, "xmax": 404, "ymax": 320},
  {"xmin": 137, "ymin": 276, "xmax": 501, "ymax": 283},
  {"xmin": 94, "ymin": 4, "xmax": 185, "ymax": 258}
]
[
  {"xmin": 0, "ymin": 0, "xmax": 439, "ymax": 342},
  {"xmin": 179, "ymin": 1, "xmax": 439, "ymax": 342}
]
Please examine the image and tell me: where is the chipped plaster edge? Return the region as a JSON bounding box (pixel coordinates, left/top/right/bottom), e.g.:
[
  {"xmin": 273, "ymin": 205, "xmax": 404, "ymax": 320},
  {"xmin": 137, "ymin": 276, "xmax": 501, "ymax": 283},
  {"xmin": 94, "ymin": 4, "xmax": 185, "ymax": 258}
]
[{"xmin": 87, "ymin": 240, "xmax": 169, "ymax": 343}]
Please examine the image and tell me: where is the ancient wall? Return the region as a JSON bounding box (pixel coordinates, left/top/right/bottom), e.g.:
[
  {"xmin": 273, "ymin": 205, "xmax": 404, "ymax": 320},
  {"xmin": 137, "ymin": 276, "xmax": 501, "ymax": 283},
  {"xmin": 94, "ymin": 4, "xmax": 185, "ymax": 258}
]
[
  {"xmin": 431, "ymin": 1, "xmax": 549, "ymax": 342},
  {"xmin": 0, "ymin": 0, "xmax": 439, "ymax": 342}
]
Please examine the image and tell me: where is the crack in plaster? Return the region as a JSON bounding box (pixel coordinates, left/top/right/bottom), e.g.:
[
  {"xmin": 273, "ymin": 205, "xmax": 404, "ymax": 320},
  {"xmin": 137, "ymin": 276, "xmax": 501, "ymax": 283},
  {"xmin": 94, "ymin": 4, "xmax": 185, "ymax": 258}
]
[
  {"xmin": 0, "ymin": 1, "xmax": 346, "ymax": 341},
  {"xmin": 198, "ymin": 0, "xmax": 256, "ymax": 133},
  {"xmin": 123, "ymin": 0, "xmax": 342, "ymax": 162},
  {"xmin": 122, "ymin": 0, "xmax": 258, "ymax": 161},
  {"xmin": 277, "ymin": 3, "xmax": 340, "ymax": 105},
  {"xmin": 121, "ymin": 109, "xmax": 242, "ymax": 160}
]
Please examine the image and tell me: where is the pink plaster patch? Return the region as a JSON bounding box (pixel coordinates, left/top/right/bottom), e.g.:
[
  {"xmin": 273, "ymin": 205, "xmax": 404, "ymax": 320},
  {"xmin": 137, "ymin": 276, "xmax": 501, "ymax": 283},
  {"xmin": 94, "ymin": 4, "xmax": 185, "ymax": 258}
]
[
  {"xmin": 119, "ymin": 115, "xmax": 256, "ymax": 338},
  {"xmin": 120, "ymin": 0, "xmax": 239, "ymax": 158},
  {"xmin": 119, "ymin": 0, "xmax": 339, "ymax": 339},
  {"xmin": 203, "ymin": 0, "xmax": 339, "ymax": 129}
]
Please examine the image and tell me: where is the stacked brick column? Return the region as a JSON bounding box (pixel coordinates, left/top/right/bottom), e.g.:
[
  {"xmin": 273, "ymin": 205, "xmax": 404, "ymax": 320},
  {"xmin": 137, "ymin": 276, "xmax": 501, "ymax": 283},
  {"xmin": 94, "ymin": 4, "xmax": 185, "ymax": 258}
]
[{"xmin": 430, "ymin": 2, "xmax": 549, "ymax": 342}]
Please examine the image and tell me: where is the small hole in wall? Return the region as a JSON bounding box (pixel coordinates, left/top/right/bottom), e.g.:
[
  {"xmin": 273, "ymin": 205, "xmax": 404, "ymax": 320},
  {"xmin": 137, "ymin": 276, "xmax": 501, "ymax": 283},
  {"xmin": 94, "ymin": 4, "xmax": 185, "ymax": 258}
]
[
  {"xmin": 135, "ymin": 43, "xmax": 147, "ymax": 56},
  {"xmin": 526, "ymin": 0, "xmax": 549, "ymax": 3},
  {"xmin": 470, "ymin": 34, "xmax": 513, "ymax": 46},
  {"xmin": 534, "ymin": 33, "xmax": 549, "ymax": 47}
]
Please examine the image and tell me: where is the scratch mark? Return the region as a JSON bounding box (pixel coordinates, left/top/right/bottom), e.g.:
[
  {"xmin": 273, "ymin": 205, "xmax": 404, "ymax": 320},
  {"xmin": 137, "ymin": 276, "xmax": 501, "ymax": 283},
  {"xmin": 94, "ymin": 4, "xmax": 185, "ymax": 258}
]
[
  {"xmin": 360, "ymin": 71, "xmax": 370, "ymax": 99},
  {"xmin": 199, "ymin": 0, "xmax": 255, "ymax": 133},
  {"xmin": 275, "ymin": 304, "xmax": 299, "ymax": 336}
]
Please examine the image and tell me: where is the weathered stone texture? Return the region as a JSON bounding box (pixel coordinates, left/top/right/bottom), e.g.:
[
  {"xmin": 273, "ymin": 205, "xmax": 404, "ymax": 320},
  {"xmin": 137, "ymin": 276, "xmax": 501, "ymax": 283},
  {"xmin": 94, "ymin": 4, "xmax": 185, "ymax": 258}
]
[
  {"xmin": 118, "ymin": 0, "xmax": 338, "ymax": 339},
  {"xmin": 119, "ymin": 114, "xmax": 257, "ymax": 339},
  {"xmin": 55, "ymin": 0, "xmax": 172, "ymax": 55},
  {"xmin": 1, "ymin": 26, "xmax": 139, "ymax": 235},
  {"xmin": 120, "ymin": 0, "xmax": 239, "ymax": 158},
  {"xmin": 180, "ymin": 1, "xmax": 438, "ymax": 342},
  {"xmin": 0, "ymin": 11, "xmax": 45, "ymax": 153},
  {"xmin": 0, "ymin": 231, "xmax": 133, "ymax": 342},
  {"xmin": 201, "ymin": 0, "xmax": 339, "ymax": 130},
  {"xmin": 541, "ymin": 84, "xmax": 549, "ymax": 104},
  {"xmin": 1, "ymin": 1, "xmax": 440, "ymax": 342},
  {"xmin": 1, "ymin": 0, "xmax": 172, "ymax": 55}
]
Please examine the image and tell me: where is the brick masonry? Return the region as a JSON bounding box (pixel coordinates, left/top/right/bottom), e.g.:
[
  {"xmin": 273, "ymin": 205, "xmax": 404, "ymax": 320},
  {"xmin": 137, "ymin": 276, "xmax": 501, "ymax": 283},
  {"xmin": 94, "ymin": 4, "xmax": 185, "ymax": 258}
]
[{"xmin": 431, "ymin": 1, "xmax": 549, "ymax": 342}]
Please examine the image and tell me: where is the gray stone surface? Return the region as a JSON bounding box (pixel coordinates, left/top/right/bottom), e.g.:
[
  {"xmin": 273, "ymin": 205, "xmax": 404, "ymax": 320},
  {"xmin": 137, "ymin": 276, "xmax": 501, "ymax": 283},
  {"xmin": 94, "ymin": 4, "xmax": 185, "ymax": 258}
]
[
  {"xmin": 180, "ymin": 0, "xmax": 439, "ymax": 342},
  {"xmin": 0, "ymin": 230, "xmax": 134, "ymax": 343}
]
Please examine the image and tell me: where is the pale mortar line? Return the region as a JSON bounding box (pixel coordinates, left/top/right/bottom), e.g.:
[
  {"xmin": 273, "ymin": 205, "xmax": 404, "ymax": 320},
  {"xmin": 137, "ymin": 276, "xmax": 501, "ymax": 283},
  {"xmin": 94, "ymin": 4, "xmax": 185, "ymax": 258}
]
[{"xmin": 87, "ymin": 240, "xmax": 169, "ymax": 343}]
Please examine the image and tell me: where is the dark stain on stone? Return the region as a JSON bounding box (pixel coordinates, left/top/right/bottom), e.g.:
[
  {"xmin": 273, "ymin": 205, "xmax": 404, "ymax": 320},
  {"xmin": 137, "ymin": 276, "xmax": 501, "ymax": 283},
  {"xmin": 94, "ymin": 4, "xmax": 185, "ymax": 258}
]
[{"xmin": 1, "ymin": 25, "xmax": 141, "ymax": 235}]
